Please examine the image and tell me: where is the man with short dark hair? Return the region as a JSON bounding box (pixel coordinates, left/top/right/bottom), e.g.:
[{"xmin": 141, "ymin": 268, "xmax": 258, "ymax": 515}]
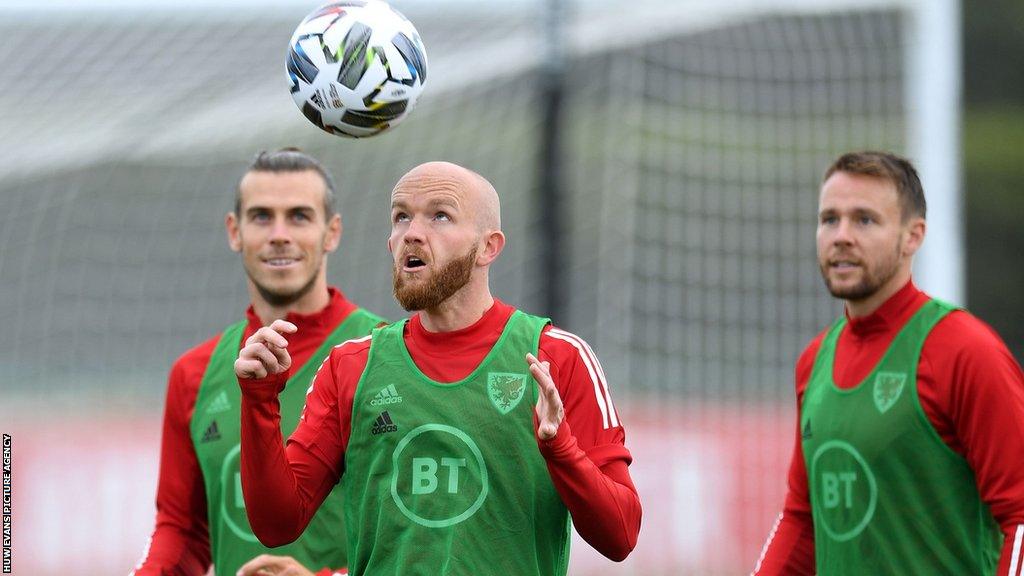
[
  {"xmin": 753, "ymin": 151, "xmax": 1024, "ymax": 575},
  {"xmin": 132, "ymin": 149, "xmax": 384, "ymax": 576}
]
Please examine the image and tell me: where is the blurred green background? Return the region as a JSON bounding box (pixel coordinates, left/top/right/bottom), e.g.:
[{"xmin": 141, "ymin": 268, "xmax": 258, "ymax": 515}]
[{"xmin": 964, "ymin": 0, "xmax": 1024, "ymax": 360}]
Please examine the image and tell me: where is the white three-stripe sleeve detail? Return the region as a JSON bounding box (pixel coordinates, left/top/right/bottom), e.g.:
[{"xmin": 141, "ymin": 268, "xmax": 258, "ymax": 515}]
[
  {"xmin": 751, "ymin": 512, "xmax": 783, "ymax": 575},
  {"xmin": 556, "ymin": 329, "xmax": 619, "ymax": 427},
  {"xmin": 550, "ymin": 328, "xmax": 618, "ymax": 427},
  {"xmin": 1009, "ymin": 524, "xmax": 1024, "ymax": 576},
  {"xmin": 306, "ymin": 354, "xmax": 332, "ymax": 397},
  {"xmin": 545, "ymin": 330, "xmax": 610, "ymax": 429}
]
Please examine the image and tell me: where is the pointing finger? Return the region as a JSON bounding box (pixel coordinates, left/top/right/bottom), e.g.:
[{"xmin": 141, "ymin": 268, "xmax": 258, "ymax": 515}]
[
  {"xmin": 269, "ymin": 319, "xmax": 298, "ymax": 334},
  {"xmin": 248, "ymin": 327, "xmax": 290, "ymax": 349}
]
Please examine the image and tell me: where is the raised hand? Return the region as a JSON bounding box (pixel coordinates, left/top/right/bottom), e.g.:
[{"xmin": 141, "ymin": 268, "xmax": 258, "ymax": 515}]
[
  {"xmin": 527, "ymin": 352, "xmax": 564, "ymax": 441},
  {"xmin": 234, "ymin": 319, "xmax": 298, "ymax": 379}
]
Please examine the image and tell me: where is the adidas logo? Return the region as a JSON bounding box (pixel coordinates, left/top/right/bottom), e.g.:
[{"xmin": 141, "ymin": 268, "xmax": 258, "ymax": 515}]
[
  {"xmin": 370, "ymin": 384, "xmax": 403, "ymax": 406},
  {"xmin": 205, "ymin": 390, "xmax": 231, "ymax": 415},
  {"xmin": 802, "ymin": 420, "xmax": 813, "ymax": 440},
  {"xmin": 201, "ymin": 420, "xmax": 221, "ymax": 443},
  {"xmin": 371, "ymin": 411, "xmax": 398, "ymax": 435}
]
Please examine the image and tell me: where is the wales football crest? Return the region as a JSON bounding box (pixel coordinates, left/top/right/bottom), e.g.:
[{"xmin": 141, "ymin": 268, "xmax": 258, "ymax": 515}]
[
  {"xmin": 873, "ymin": 371, "xmax": 907, "ymax": 414},
  {"xmin": 487, "ymin": 372, "xmax": 527, "ymax": 415}
]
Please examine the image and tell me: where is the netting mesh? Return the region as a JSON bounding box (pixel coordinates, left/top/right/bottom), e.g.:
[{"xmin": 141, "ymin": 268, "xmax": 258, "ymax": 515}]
[
  {"xmin": 0, "ymin": 2, "xmax": 926, "ymax": 574},
  {"xmin": 614, "ymin": 11, "xmax": 906, "ymax": 400}
]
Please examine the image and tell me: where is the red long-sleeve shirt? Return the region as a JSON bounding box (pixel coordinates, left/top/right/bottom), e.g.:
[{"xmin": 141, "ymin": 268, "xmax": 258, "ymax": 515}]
[
  {"xmin": 239, "ymin": 299, "xmax": 642, "ymax": 563},
  {"xmin": 131, "ymin": 288, "xmax": 357, "ymax": 576},
  {"xmin": 753, "ymin": 280, "xmax": 1024, "ymax": 575}
]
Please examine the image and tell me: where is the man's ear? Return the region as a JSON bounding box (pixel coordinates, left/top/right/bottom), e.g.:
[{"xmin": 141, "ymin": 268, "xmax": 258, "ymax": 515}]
[
  {"xmin": 226, "ymin": 212, "xmax": 242, "ymax": 252},
  {"xmin": 902, "ymin": 216, "xmax": 926, "ymax": 258},
  {"xmin": 476, "ymin": 230, "xmax": 505, "ymax": 266},
  {"xmin": 324, "ymin": 213, "xmax": 342, "ymax": 253}
]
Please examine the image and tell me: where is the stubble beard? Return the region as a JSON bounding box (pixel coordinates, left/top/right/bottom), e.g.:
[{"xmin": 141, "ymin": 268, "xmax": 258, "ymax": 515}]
[
  {"xmin": 820, "ymin": 240, "xmax": 902, "ymax": 303},
  {"xmin": 393, "ymin": 246, "xmax": 478, "ymax": 312},
  {"xmin": 251, "ymin": 268, "xmax": 320, "ymax": 307},
  {"xmin": 245, "ymin": 250, "xmax": 322, "ymax": 308}
]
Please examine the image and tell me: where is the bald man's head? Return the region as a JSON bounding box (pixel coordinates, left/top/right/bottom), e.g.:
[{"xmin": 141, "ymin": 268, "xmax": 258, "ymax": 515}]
[
  {"xmin": 389, "ymin": 161, "xmax": 507, "ymax": 312},
  {"xmin": 392, "ymin": 161, "xmax": 501, "ymax": 232}
]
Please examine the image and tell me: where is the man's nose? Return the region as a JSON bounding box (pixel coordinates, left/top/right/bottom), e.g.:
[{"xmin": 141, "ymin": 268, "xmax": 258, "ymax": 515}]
[
  {"xmin": 403, "ymin": 216, "xmax": 427, "ymax": 243},
  {"xmin": 832, "ymin": 217, "xmax": 855, "ymax": 245},
  {"xmin": 269, "ymin": 218, "xmax": 292, "ymax": 244}
]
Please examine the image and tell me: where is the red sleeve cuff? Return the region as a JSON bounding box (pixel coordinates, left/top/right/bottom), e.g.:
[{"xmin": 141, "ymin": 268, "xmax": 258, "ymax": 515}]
[
  {"xmin": 237, "ymin": 370, "xmax": 290, "ymax": 402},
  {"xmin": 537, "ymin": 419, "xmax": 577, "ymax": 460}
]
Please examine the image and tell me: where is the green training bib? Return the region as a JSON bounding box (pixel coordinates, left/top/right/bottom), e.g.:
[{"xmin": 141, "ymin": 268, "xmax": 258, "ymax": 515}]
[
  {"xmin": 342, "ymin": 310, "xmax": 571, "ymax": 576},
  {"xmin": 802, "ymin": 299, "xmax": 1000, "ymax": 574}
]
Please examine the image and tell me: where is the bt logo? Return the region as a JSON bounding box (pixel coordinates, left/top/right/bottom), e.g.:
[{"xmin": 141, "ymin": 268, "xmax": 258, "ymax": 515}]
[
  {"xmin": 411, "ymin": 457, "xmax": 468, "ymax": 495},
  {"xmin": 821, "ymin": 471, "xmax": 858, "ymax": 509}
]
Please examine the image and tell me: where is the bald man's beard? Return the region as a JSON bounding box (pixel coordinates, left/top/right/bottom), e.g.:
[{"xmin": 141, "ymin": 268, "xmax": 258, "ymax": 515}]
[{"xmin": 393, "ymin": 246, "xmax": 478, "ymax": 311}]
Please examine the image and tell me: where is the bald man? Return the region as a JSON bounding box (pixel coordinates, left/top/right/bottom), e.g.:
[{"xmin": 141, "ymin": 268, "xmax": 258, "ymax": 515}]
[{"xmin": 236, "ymin": 162, "xmax": 642, "ymax": 575}]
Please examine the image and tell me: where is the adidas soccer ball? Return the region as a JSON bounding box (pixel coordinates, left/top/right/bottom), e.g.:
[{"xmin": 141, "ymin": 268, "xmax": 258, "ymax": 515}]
[{"xmin": 286, "ymin": 1, "xmax": 427, "ymax": 138}]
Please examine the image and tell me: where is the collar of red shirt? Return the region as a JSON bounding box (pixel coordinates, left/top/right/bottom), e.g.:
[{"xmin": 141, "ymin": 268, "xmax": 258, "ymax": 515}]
[
  {"xmin": 845, "ymin": 279, "xmax": 930, "ymax": 339},
  {"xmin": 244, "ymin": 286, "xmax": 355, "ymax": 332},
  {"xmin": 407, "ymin": 298, "xmax": 515, "ymax": 354}
]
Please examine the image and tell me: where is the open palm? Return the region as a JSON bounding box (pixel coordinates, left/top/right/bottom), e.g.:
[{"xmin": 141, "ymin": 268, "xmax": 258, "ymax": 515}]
[{"xmin": 527, "ymin": 352, "xmax": 563, "ymax": 440}]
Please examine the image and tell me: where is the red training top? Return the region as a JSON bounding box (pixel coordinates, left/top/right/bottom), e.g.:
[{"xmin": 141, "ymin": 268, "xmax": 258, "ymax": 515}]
[
  {"xmin": 753, "ymin": 280, "xmax": 1024, "ymax": 575},
  {"xmin": 238, "ymin": 299, "xmax": 642, "ymax": 562},
  {"xmin": 131, "ymin": 287, "xmax": 356, "ymax": 576}
]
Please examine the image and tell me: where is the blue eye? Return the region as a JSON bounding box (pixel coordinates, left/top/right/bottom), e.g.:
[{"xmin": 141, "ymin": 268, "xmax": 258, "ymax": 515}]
[{"xmin": 434, "ymin": 212, "xmax": 450, "ymax": 221}]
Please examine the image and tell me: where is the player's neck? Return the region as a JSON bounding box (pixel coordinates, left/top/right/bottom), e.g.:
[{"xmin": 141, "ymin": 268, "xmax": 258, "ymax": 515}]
[
  {"xmin": 419, "ymin": 284, "xmax": 494, "ymax": 333},
  {"xmin": 249, "ymin": 282, "xmax": 332, "ymax": 326},
  {"xmin": 844, "ymin": 269, "xmax": 912, "ymax": 319}
]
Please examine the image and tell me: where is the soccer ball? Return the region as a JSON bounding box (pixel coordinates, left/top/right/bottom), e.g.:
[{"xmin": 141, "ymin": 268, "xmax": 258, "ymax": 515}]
[{"xmin": 286, "ymin": 1, "xmax": 427, "ymax": 138}]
